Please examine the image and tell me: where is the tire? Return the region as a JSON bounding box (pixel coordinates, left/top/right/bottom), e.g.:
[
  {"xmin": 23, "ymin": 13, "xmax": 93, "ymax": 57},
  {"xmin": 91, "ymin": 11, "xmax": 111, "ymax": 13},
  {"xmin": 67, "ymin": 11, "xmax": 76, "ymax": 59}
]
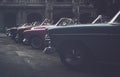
[
  {"xmin": 58, "ymin": 43, "xmax": 95, "ymax": 69},
  {"xmin": 30, "ymin": 37, "xmax": 44, "ymax": 49}
]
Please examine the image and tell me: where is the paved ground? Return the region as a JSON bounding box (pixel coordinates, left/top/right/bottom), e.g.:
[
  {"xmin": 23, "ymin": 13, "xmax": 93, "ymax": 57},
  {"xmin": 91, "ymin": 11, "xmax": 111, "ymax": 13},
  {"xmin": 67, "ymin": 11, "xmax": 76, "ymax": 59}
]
[{"xmin": 0, "ymin": 33, "xmax": 120, "ymax": 77}]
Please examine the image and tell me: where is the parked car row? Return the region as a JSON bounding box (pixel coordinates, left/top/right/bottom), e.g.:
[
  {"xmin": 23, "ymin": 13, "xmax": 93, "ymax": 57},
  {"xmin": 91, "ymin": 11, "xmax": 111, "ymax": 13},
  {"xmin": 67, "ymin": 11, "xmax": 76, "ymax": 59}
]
[
  {"xmin": 6, "ymin": 18, "xmax": 75, "ymax": 48},
  {"xmin": 6, "ymin": 16, "xmax": 102, "ymax": 49},
  {"xmin": 5, "ymin": 13, "xmax": 114, "ymax": 69}
]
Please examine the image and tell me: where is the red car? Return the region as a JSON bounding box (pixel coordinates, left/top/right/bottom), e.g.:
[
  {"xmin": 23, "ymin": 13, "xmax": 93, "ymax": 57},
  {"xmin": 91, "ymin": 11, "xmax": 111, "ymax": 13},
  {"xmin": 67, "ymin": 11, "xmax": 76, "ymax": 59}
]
[
  {"xmin": 15, "ymin": 21, "xmax": 44, "ymax": 43},
  {"xmin": 23, "ymin": 18, "xmax": 74, "ymax": 49}
]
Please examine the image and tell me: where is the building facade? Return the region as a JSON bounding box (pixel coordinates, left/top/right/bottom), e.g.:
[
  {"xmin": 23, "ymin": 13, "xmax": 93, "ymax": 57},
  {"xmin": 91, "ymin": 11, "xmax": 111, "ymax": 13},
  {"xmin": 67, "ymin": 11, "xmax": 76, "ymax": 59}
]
[{"xmin": 0, "ymin": 0, "xmax": 96, "ymax": 28}]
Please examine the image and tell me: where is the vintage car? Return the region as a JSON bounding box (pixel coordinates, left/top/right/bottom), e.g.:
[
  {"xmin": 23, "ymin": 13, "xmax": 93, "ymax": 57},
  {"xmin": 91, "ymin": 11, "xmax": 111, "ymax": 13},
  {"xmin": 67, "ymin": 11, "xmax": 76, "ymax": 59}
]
[
  {"xmin": 6, "ymin": 27, "xmax": 17, "ymax": 38},
  {"xmin": 14, "ymin": 21, "xmax": 42, "ymax": 43},
  {"xmin": 23, "ymin": 18, "xmax": 74, "ymax": 49},
  {"xmin": 44, "ymin": 15, "xmax": 110, "ymax": 53},
  {"xmin": 46, "ymin": 11, "xmax": 120, "ymax": 68},
  {"xmin": 6, "ymin": 24, "xmax": 26, "ymax": 39}
]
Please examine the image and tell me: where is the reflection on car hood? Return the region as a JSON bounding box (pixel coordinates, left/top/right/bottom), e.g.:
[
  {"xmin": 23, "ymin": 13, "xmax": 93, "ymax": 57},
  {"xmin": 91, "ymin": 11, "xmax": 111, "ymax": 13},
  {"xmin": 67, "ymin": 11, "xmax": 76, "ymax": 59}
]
[
  {"xmin": 48, "ymin": 23, "xmax": 112, "ymax": 30},
  {"xmin": 31, "ymin": 25, "xmax": 55, "ymax": 30},
  {"xmin": 17, "ymin": 26, "xmax": 32, "ymax": 30}
]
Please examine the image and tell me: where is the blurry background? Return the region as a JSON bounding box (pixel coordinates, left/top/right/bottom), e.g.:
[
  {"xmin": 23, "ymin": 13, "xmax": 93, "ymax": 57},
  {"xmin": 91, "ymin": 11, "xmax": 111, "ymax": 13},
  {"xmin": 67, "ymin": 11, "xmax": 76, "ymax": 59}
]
[{"xmin": 0, "ymin": 0, "xmax": 119, "ymax": 32}]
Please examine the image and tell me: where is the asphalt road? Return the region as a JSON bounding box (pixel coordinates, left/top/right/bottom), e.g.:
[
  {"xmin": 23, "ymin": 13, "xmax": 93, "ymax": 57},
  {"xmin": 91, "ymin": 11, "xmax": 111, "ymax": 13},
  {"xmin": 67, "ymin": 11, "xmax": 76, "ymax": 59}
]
[{"xmin": 0, "ymin": 33, "xmax": 120, "ymax": 77}]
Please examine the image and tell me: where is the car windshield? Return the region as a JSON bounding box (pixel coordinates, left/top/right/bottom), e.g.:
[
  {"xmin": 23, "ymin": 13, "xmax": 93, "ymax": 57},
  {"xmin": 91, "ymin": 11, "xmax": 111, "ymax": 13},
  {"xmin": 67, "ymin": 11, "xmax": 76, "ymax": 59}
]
[
  {"xmin": 92, "ymin": 15, "xmax": 110, "ymax": 24},
  {"xmin": 56, "ymin": 18, "xmax": 74, "ymax": 26},
  {"xmin": 109, "ymin": 10, "xmax": 120, "ymax": 24},
  {"xmin": 20, "ymin": 23, "xmax": 29, "ymax": 27},
  {"xmin": 32, "ymin": 22, "xmax": 41, "ymax": 26},
  {"xmin": 40, "ymin": 19, "xmax": 51, "ymax": 26}
]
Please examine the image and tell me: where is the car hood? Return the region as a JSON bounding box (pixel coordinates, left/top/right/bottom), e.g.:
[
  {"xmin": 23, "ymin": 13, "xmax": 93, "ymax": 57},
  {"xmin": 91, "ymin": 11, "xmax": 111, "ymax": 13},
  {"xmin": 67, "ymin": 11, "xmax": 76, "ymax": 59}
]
[
  {"xmin": 17, "ymin": 26, "xmax": 32, "ymax": 30},
  {"xmin": 47, "ymin": 23, "xmax": 114, "ymax": 34},
  {"xmin": 48, "ymin": 23, "xmax": 112, "ymax": 30},
  {"xmin": 31, "ymin": 25, "xmax": 55, "ymax": 30}
]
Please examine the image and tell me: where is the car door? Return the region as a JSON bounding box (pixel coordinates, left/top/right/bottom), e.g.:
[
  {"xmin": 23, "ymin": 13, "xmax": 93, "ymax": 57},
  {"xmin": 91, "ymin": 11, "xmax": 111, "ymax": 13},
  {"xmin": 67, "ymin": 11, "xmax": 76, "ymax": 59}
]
[
  {"xmin": 106, "ymin": 25, "xmax": 120, "ymax": 63},
  {"xmin": 81, "ymin": 25, "xmax": 120, "ymax": 64}
]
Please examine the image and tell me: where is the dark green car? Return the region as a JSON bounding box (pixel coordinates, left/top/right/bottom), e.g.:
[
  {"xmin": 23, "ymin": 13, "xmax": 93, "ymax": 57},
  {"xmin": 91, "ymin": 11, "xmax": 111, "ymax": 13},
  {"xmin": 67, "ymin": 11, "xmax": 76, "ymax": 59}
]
[{"xmin": 46, "ymin": 11, "xmax": 120, "ymax": 68}]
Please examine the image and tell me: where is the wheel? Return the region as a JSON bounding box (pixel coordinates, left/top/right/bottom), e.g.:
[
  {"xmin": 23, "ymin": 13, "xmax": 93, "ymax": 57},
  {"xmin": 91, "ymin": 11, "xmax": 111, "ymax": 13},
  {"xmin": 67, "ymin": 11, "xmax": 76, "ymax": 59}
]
[
  {"xmin": 58, "ymin": 43, "xmax": 95, "ymax": 69},
  {"xmin": 30, "ymin": 37, "xmax": 44, "ymax": 49}
]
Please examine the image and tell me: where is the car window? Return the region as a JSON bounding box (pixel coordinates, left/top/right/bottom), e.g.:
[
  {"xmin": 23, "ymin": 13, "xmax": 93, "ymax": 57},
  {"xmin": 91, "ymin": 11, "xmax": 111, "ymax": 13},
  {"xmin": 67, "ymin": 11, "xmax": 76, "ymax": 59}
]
[{"xmin": 57, "ymin": 18, "xmax": 74, "ymax": 26}]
